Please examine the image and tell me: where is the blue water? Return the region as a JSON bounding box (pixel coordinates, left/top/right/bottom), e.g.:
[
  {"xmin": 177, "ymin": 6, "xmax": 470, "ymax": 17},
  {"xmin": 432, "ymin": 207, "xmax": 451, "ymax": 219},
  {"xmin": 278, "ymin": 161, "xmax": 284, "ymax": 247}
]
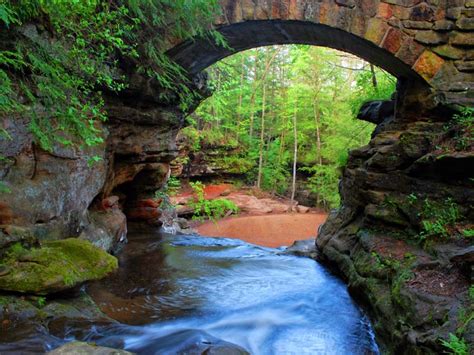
[{"xmin": 0, "ymin": 232, "xmax": 380, "ymax": 354}]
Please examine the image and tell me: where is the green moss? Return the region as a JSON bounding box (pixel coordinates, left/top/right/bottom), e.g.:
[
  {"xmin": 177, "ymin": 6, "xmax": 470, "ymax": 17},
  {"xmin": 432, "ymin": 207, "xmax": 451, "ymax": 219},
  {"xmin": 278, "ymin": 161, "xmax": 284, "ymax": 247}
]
[{"xmin": 0, "ymin": 238, "xmax": 117, "ymax": 295}]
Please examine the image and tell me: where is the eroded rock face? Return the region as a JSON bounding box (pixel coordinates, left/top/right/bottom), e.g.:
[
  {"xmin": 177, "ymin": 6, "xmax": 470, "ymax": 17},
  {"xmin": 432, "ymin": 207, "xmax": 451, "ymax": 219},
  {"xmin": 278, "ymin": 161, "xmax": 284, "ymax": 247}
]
[
  {"xmin": 79, "ymin": 207, "xmax": 127, "ymax": 254},
  {"xmin": 0, "ymin": 118, "xmax": 107, "ymax": 241},
  {"xmin": 170, "ymin": 127, "xmax": 252, "ymax": 180},
  {"xmin": 316, "ymin": 104, "xmax": 474, "ymax": 353}
]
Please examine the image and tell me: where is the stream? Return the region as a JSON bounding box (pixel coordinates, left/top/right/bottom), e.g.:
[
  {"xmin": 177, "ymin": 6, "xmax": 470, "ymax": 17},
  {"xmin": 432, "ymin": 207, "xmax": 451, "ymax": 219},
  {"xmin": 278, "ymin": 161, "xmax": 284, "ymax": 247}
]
[{"xmin": 1, "ymin": 230, "xmax": 380, "ymax": 354}]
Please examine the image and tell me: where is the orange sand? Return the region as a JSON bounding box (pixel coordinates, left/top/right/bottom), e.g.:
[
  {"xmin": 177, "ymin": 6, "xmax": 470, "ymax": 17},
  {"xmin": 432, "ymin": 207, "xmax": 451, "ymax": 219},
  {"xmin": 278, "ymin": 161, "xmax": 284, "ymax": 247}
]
[{"xmin": 196, "ymin": 213, "xmax": 327, "ymax": 248}]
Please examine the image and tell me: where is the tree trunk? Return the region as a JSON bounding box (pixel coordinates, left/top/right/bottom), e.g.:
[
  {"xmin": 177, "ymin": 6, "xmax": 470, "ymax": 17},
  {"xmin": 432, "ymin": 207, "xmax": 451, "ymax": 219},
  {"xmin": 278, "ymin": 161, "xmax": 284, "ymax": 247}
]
[
  {"xmin": 313, "ymin": 102, "xmax": 322, "ymax": 206},
  {"xmin": 236, "ymin": 55, "xmax": 245, "ymax": 141},
  {"xmin": 370, "ymin": 64, "xmax": 378, "ymax": 93},
  {"xmin": 313, "ymin": 103, "xmax": 323, "ymax": 166},
  {"xmin": 256, "ymin": 82, "xmax": 267, "ymax": 189},
  {"xmin": 249, "ymin": 49, "xmax": 279, "ymax": 139},
  {"xmin": 290, "ymin": 104, "xmax": 298, "ymax": 203}
]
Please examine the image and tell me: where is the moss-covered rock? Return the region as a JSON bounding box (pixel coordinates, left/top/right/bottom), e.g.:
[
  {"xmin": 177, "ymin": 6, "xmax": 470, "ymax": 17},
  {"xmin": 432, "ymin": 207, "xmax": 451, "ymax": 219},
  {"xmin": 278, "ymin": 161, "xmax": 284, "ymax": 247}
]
[
  {"xmin": 0, "ymin": 239, "xmax": 118, "ymax": 295},
  {"xmin": 47, "ymin": 342, "xmax": 134, "ymax": 355}
]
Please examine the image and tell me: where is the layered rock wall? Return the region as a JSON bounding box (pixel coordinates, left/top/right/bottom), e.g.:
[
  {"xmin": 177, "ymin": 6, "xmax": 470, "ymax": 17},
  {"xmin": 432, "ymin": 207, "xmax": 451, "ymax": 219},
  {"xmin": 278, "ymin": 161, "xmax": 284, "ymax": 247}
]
[{"xmin": 317, "ymin": 104, "xmax": 473, "ymax": 353}]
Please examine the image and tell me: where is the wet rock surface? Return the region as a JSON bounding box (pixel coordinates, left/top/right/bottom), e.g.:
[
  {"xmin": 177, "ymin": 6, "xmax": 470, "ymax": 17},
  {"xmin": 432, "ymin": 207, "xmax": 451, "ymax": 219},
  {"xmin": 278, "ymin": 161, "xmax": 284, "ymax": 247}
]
[
  {"xmin": 47, "ymin": 342, "xmax": 134, "ymax": 355},
  {"xmin": 0, "ymin": 292, "xmax": 116, "ymax": 353},
  {"xmin": 317, "ymin": 106, "xmax": 474, "ymax": 353}
]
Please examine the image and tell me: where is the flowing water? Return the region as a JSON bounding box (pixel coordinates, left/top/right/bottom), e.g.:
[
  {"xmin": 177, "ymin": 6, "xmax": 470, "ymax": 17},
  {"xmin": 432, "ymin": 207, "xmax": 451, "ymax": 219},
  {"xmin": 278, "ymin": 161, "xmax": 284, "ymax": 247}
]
[{"xmin": 0, "ymin": 230, "xmax": 380, "ymax": 354}]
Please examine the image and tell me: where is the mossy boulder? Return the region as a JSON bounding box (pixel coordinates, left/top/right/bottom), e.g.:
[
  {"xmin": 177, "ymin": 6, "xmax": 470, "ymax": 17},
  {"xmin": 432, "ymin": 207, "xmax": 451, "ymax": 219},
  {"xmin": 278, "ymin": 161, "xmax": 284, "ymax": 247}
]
[
  {"xmin": 0, "ymin": 238, "xmax": 118, "ymax": 295},
  {"xmin": 47, "ymin": 342, "xmax": 134, "ymax": 355}
]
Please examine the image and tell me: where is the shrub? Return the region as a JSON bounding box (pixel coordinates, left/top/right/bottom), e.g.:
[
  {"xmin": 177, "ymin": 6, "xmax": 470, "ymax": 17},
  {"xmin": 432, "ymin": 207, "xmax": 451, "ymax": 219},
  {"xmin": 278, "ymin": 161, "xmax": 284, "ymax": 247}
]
[
  {"xmin": 167, "ymin": 176, "xmax": 181, "ymax": 196},
  {"xmin": 419, "ymin": 198, "xmax": 459, "ymax": 241},
  {"xmin": 440, "ymin": 334, "xmax": 468, "ymax": 355},
  {"xmin": 189, "ymin": 181, "xmax": 239, "ymax": 221}
]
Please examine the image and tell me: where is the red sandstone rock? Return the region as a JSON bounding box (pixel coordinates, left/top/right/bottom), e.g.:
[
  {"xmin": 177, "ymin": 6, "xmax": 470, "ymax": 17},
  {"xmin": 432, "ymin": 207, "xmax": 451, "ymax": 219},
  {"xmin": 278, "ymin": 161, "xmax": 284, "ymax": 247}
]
[
  {"xmin": 137, "ymin": 199, "xmax": 162, "ymax": 208},
  {"xmin": 0, "ymin": 203, "xmax": 14, "ymax": 225},
  {"xmin": 102, "ymin": 196, "xmax": 120, "ymax": 210},
  {"xmin": 126, "ymin": 207, "xmax": 161, "ymax": 222}
]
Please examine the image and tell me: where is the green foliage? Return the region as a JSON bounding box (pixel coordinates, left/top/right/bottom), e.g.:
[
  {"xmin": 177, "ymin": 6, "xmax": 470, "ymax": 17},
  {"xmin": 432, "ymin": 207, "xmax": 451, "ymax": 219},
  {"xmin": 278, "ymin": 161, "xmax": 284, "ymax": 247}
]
[
  {"xmin": 180, "ymin": 126, "xmax": 201, "ymax": 151},
  {"xmin": 218, "ymin": 155, "xmax": 255, "ymax": 175},
  {"xmin": 462, "ymin": 229, "xmax": 474, "ymax": 238},
  {"xmin": 37, "ymin": 296, "xmax": 46, "ymax": 308},
  {"xmin": 7, "ymin": 242, "xmax": 27, "ymax": 258},
  {"xmin": 0, "ymin": 0, "xmax": 223, "ymax": 152},
  {"xmin": 0, "ymin": 181, "xmax": 11, "ymax": 193},
  {"xmin": 125, "ymin": 0, "xmax": 226, "ymax": 110},
  {"xmin": 302, "ymin": 164, "xmax": 341, "ymax": 209},
  {"xmin": 1, "ymin": 1, "xmax": 138, "ymax": 151},
  {"xmin": 87, "ymin": 155, "xmax": 103, "ymax": 168},
  {"xmin": 419, "ymin": 198, "xmax": 459, "ymax": 240},
  {"xmin": 193, "ymin": 45, "xmax": 390, "ymax": 208},
  {"xmin": 440, "ymin": 334, "xmax": 469, "ymax": 355},
  {"xmin": 167, "ymin": 176, "xmax": 181, "ymax": 196},
  {"xmin": 453, "ymin": 107, "xmax": 474, "ymax": 127},
  {"xmin": 446, "ymin": 107, "xmax": 474, "ymax": 151},
  {"xmin": 188, "ymin": 181, "xmax": 239, "ymax": 221}
]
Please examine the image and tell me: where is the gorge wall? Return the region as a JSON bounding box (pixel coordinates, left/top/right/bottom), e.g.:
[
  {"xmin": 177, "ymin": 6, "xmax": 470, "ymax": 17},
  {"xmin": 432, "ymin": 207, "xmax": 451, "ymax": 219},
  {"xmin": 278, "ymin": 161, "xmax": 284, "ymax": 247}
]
[{"xmin": 0, "ymin": 1, "xmax": 473, "ymax": 353}]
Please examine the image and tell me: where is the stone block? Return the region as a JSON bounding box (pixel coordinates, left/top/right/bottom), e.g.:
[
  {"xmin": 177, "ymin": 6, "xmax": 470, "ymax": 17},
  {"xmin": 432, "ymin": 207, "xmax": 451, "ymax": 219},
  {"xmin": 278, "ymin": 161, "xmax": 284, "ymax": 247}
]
[
  {"xmin": 456, "ymin": 17, "xmax": 474, "ymax": 30},
  {"xmin": 415, "ymin": 30, "xmax": 448, "ymax": 45},
  {"xmin": 403, "ymin": 20, "xmax": 433, "ymax": 30},
  {"xmin": 432, "ymin": 44, "xmax": 465, "ymax": 59},
  {"xmin": 382, "ymin": 28, "xmax": 404, "ymax": 53},
  {"xmin": 241, "ymin": 0, "xmax": 254, "ymax": 20},
  {"xmin": 365, "ymin": 18, "xmax": 389, "ymax": 45},
  {"xmin": 465, "ymin": 49, "xmax": 474, "ymax": 60},
  {"xmin": 378, "ymin": 3, "xmax": 393, "ymax": 19},
  {"xmin": 381, "ymin": 0, "xmax": 423, "ymax": 6},
  {"xmin": 461, "ymin": 9, "xmax": 474, "ymax": 17},
  {"xmin": 433, "ymin": 20, "xmax": 455, "ymax": 31},
  {"xmin": 396, "ymin": 37, "xmax": 425, "ymax": 65},
  {"xmin": 351, "ymin": 11, "xmax": 368, "ymax": 36},
  {"xmin": 332, "ymin": 6, "xmax": 354, "ymax": 31},
  {"xmin": 413, "ymin": 50, "xmax": 445, "ymax": 80},
  {"xmin": 287, "ymin": 0, "xmax": 302, "ymax": 19},
  {"xmin": 451, "ymin": 32, "xmax": 474, "ymax": 46},
  {"xmin": 409, "ymin": 4, "xmax": 435, "ymax": 21},
  {"xmin": 392, "ymin": 5, "xmax": 411, "ymax": 20},
  {"xmin": 454, "ymin": 60, "xmax": 474, "ymax": 72},
  {"xmin": 446, "ymin": 7, "xmax": 462, "ymax": 20},
  {"xmin": 360, "ymin": 0, "xmax": 378, "ymax": 18},
  {"xmin": 336, "ymin": 0, "xmax": 356, "ymax": 8},
  {"xmin": 255, "ymin": 0, "xmax": 272, "ymax": 19}
]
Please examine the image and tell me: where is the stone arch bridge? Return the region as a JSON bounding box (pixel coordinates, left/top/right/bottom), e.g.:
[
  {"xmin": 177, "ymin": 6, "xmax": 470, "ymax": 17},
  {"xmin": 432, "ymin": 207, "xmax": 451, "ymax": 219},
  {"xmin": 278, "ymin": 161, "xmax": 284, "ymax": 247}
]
[{"xmin": 166, "ymin": 0, "xmax": 473, "ymax": 106}]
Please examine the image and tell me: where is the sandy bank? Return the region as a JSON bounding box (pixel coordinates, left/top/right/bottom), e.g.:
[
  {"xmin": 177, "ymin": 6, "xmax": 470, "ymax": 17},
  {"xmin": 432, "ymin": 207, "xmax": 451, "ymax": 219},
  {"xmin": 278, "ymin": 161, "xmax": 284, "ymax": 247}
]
[{"xmin": 196, "ymin": 213, "xmax": 327, "ymax": 248}]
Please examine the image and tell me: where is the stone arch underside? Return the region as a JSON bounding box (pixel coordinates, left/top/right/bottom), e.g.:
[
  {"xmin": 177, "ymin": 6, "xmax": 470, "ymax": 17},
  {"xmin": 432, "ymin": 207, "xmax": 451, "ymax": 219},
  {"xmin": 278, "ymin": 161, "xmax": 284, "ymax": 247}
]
[{"xmin": 169, "ymin": 20, "xmax": 424, "ymax": 84}]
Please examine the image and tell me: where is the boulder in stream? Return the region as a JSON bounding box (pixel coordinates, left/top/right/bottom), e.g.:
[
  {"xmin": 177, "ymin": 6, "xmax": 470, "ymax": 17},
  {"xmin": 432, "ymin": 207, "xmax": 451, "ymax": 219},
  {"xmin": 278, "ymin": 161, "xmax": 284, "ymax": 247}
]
[
  {"xmin": 48, "ymin": 342, "xmax": 133, "ymax": 355},
  {"xmin": 0, "ymin": 238, "xmax": 118, "ymax": 295}
]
